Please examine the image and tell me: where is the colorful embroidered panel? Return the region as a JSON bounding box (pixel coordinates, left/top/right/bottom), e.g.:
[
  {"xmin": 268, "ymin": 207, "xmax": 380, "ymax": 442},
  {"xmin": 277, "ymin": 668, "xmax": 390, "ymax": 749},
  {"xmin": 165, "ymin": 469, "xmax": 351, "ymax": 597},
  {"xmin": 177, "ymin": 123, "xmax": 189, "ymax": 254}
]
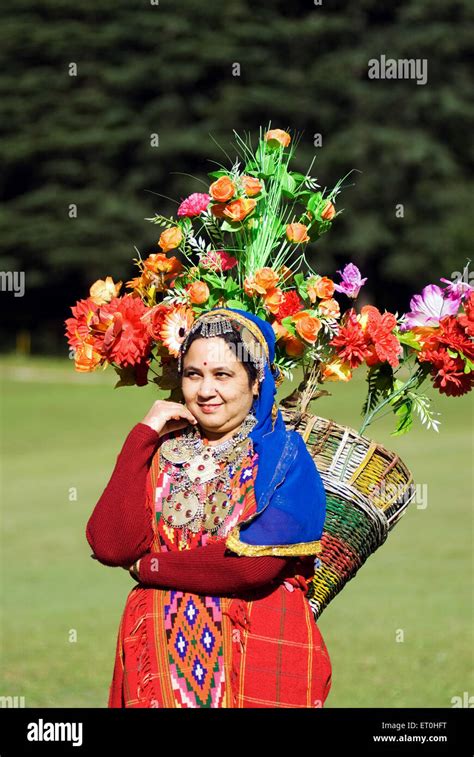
[{"xmin": 154, "ymin": 442, "xmax": 258, "ymax": 707}]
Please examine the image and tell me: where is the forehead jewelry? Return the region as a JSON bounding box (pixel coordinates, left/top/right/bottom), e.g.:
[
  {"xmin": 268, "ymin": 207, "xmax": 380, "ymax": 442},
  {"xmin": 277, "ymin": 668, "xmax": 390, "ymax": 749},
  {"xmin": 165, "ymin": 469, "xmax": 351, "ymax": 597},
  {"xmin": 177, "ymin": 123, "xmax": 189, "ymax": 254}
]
[{"xmin": 177, "ymin": 311, "xmax": 268, "ymax": 383}]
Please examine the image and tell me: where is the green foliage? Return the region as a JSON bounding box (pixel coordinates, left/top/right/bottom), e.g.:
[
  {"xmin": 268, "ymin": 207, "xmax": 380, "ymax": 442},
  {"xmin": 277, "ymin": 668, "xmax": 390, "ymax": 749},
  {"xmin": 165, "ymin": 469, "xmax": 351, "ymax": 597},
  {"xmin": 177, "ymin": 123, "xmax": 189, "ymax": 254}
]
[
  {"xmin": 0, "ymin": 0, "xmax": 471, "ymax": 352},
  {"xmin": 361, "ymin": 363, "xmax": 395, "ymax": 417}
]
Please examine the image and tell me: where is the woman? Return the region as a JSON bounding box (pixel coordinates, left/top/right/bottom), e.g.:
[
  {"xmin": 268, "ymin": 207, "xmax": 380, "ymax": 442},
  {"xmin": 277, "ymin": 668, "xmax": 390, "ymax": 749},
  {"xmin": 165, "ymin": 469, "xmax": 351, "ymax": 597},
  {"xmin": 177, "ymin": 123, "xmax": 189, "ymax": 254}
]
[{"xmin": 86, "ymin": 307, "xmax": 332, "ymax": 708}]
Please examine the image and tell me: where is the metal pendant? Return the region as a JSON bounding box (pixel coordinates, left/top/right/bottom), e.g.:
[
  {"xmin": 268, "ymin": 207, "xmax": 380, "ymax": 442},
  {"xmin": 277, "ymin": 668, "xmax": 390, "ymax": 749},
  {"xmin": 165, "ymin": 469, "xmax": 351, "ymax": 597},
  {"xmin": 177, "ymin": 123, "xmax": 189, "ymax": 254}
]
[
  {"xmin": 225, "ymin": 443, "xmax": 247, "ymax": 465},
  {"xmin": 162, "ymin": 489, "xmax": 201, "ymax": 527},
  {"xmin": 184, "ymin": 453, "xmax": 221, "ymax": 484},
  {"xmin": 160, "ymin": 438, "xmax": 194, "ymax": 465},
  {"xmin": 203, "ymin": 490, "xmax": 232, "ymax": 532}
]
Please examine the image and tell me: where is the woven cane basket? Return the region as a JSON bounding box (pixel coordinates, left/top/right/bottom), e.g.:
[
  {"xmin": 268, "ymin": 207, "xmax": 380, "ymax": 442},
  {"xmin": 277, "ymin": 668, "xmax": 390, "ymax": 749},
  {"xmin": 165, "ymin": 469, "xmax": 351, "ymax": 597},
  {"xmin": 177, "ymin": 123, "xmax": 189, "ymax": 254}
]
[{"xmin": 280, "ymin": 409, "xmax": 416, "ymax": 620}]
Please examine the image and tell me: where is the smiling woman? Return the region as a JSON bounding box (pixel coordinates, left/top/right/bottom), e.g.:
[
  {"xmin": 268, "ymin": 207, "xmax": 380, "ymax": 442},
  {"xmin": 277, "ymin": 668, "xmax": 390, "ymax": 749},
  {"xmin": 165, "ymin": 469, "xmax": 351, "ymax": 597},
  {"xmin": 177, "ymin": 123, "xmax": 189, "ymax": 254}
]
[
  {"xmin": 179, "ymin": 328, "xmax": 260, "ymax": 444},
  {"xmin": 86, "ymin": 307, "xmax": 331, "ymax": 708}
]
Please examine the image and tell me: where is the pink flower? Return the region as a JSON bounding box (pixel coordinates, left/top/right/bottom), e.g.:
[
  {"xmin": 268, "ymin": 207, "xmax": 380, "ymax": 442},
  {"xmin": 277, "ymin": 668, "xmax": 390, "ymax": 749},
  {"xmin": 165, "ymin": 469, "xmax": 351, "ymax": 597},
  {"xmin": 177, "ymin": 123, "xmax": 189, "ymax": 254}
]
[
  {"xmin": 177, "ymin": 192, "xmax": 211, "ymax": 217},
  {"xmin": 333, "ymin": 263, "xmax": 367, "ymax": 298},
  {"xmin": 399, "ymin": 284, "xmax": 462, "ymax": 332},
  {"xmin": 439, "ymin": 277, "xmax": 473, "ymax": 301},
  {"xmin": 200, "ymin": 249, "xmax": 238, "ymax": 272}
]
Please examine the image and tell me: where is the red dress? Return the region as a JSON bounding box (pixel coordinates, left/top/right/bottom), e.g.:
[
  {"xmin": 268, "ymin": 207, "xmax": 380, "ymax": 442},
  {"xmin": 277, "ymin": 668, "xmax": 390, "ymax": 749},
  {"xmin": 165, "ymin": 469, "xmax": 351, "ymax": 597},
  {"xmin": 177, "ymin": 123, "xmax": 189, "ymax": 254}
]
[{"xmin": 88, "ymin": 424, "xmax": 332, "ymax": 708}]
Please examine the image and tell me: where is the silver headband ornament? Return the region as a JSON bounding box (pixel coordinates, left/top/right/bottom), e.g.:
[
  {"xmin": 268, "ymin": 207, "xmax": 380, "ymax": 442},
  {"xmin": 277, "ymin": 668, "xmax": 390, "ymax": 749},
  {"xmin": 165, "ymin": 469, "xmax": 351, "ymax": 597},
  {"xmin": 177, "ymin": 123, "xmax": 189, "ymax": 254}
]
[{"xmin": 177, "ymin": 313, "xmax": 267, "ymax": 383}]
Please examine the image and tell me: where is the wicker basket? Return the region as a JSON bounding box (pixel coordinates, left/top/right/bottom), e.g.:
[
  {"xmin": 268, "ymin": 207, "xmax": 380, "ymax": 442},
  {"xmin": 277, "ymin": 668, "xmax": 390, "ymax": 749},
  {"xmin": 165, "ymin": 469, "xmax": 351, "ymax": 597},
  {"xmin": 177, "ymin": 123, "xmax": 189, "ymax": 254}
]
[{"xmin": 280, "ymin": 408, "xmax": 416, "ymax": 620}]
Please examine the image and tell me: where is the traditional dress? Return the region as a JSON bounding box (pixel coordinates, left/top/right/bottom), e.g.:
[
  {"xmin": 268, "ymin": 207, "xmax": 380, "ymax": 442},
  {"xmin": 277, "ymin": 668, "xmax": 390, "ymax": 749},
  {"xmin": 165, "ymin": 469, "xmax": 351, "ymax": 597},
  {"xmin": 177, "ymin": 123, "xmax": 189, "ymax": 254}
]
[
  {"xmin": 88, "ymin": 306, "xmax": 332, "ymax": 708},
  {"xmin": 107, "ymin": 428, "xmax": 332, "ymax": 708}
]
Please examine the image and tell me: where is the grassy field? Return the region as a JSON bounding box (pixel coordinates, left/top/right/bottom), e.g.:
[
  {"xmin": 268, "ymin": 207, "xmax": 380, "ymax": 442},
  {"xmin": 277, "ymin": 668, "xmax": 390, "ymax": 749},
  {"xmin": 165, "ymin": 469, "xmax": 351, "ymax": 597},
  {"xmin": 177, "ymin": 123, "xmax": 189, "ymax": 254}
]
[{"xmin": 0, "ymin": 354, "xmax": 472, "ymax": 708}]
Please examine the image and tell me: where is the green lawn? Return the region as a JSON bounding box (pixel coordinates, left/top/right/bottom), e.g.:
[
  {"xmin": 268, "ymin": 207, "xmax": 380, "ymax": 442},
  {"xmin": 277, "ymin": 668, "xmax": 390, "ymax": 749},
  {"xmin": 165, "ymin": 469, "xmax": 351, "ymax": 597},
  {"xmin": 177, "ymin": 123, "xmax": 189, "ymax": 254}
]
[{"xmin": 0, "ymin": 354, "xmax": 472, "ymax": 707}]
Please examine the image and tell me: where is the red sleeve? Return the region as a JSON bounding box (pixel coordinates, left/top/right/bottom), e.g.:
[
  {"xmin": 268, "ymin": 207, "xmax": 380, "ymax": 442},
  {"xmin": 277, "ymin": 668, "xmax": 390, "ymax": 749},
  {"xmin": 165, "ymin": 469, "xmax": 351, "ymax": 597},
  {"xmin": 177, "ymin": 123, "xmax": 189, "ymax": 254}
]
[
  {"xmin": 86, "ymin": 423, "xmax": 160, "ymax": 567},
  {"xmin": 136, "ymin": 539, "xmax": 298, "ymax": 596}
]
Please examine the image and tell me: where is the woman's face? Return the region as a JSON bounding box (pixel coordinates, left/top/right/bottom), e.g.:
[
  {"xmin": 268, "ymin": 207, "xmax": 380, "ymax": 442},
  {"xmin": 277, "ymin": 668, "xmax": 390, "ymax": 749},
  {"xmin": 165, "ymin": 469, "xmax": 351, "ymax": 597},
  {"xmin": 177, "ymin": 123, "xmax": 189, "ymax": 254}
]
[{"xmin": 181, "ymin": 337, "xmax": 259, "ymax": 442}]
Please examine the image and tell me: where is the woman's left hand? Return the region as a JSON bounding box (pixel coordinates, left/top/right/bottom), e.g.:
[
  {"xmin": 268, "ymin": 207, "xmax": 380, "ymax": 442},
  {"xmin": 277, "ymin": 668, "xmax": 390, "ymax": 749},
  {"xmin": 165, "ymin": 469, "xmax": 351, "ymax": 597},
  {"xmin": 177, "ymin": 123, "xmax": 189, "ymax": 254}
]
[{"xmin": 123, "ymin": 559, "xmax": 141, "ymax": 574}]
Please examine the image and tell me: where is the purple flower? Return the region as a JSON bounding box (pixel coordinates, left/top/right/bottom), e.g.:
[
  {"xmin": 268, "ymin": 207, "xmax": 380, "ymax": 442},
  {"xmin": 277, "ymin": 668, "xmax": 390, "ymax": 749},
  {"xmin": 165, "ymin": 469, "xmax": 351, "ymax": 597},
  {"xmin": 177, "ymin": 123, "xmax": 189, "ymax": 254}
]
[
  {"xmin": 399, "ymin": 284, "xmax": 462, "ymax": 332},
  {"xmin": 439, "ymin": 277, "xmax": 473, "ymax": 301},
  {"xmin": 333, "ymin": 263, "xmax": 367, "ymax": 298}
]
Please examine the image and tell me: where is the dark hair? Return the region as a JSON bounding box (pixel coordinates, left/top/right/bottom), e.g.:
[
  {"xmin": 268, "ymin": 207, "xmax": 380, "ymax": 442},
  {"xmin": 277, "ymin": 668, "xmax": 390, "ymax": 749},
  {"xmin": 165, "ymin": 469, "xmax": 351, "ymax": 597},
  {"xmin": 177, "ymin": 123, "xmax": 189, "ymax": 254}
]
[{"xmin": 179, "ymin": 327, "xmax": 258, "ymax": 391}]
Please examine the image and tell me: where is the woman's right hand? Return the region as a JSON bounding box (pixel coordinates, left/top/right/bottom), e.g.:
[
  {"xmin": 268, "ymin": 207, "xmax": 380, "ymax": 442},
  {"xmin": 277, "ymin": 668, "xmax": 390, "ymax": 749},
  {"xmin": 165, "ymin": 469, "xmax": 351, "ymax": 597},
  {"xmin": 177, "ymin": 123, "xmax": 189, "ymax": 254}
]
[{"xmin": 141, "ymin": 400, "xmax": 198, "ymax": 437}]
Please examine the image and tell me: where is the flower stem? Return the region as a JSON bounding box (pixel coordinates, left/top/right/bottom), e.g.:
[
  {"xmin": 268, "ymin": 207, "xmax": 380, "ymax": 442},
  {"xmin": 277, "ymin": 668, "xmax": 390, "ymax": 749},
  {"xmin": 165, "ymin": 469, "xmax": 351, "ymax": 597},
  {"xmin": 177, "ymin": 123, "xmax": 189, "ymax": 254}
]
[{"xmin": 358, "ymin": 374, "xmax": 419, "ymax": 435}]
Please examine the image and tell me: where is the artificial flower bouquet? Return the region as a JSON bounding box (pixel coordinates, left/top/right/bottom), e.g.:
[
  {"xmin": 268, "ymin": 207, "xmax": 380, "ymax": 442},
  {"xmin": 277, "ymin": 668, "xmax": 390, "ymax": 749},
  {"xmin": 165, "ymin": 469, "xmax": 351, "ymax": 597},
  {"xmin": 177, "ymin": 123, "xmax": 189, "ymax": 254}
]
[
  {"xmin": 65, "ymin": 124, "xmax": 474, "ymax": 439},
  {"xmin": 65, "ymin": 124, "xmax": 473, "ymax": 618}
]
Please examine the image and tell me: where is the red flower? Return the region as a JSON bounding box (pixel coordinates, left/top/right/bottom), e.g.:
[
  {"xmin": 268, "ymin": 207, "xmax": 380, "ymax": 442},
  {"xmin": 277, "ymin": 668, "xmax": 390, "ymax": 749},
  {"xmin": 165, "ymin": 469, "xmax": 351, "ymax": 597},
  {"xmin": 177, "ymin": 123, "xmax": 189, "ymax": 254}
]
[
  {"xmin": 64, "ymin": 297, "xmax": 100, "ymax": 350},
  {"xmin": 200, "ymin": 249, "xmax": 238, "ymax": 272},
  {"xmin": 419, "ymin": 347, "xmax": 474, "ymax": 397},
  {"xmin": 458, "ymin": 290, "xmax": 474, "ymax": 337},
  {"xmin": 95, "ymin": 294, "xmax": 153, "ymax": 367},
  {"xmin": 419, "ymin": 314, "xmax": 474, "ymax": 361},
  {"xmin": 140, "ymin": 302, "xmax": 173, "ymax": 341},
  {"xmin": 329, "ymin": 309, "xmax": 371, "ymax": 368},
  {"xmin": 274, "ymin": 290, "xmax": 304, "ymax": 323},
  {"xmin": 362, "ymin": 305, "xmax": 403, "ymax": 368},
  {"xmin": 439, "ymin": 315, "xmax": 474, "ymax": 360}
]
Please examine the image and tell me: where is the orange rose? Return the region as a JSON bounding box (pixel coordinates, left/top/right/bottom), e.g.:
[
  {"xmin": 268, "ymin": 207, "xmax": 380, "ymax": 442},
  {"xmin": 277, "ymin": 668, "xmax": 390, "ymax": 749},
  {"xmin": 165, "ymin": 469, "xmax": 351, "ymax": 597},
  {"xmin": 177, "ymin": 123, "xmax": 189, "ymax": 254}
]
[
  {"xmin": 209, "ymin": 176, "xmax": 236, "ymax": 202},
  {"xmin": 210, "ymin": 203, "xmax": 228, "ymax": 219},
  {"xmin": 306, "ymin": 281, "xmax": 317, "ymax": 304},
  {"xmin": 321, "ymin": 201, "xmax": 336, "ymax": 221},
  {"xmin": 286, "ymin": 223, "xmax": 310, "ymax": 244},
  {"xmin": 242, "ymin": 276, "xmax": 255, "ymax": 298},
  {"xmin": 144, "ymin": 253, "xmax": 183, "ymax": 277},
  {"xmin": 241, "ymin": 175, "xmax": 263, "ymax": 197},
  {"xmin": 314, "ymin": 276, "xmax": 336, "ymax": 299},
  {"xmin": 278, "ymin": 265, "xmax": 294, "ymax": 283},
  {"xmin": 263, "ymin": 287, "xmax": 284, "ymax": 315},
  {"xmin": 272, "ymin": 321, "xmax": 288, "ymax": 341},
  {"xmin": 318, "ymin": 298, "xmax": 340, "ymax": 318},
  {"xmin": 271, "ymin": 321, "xmax": 305, "ymax": 356},
  {"xmin": 254, "ymin": 267, "xmax": 279, "ymax": 294},
  {"xmin": 158, "ymin": 226, "xmax": 183, "ymax": 252},
  {"xmin": 74, "ymin": 338, "xmax": 102, "ymax": 372},
  {"xmin": 322, "ymin": 359, "xmax": 352, "ymax": 382},
  {"xmin": 264, "ymin": 129, "xmax": 291, "ymax": 148},
  {"xmin": 89, "ymin": 276, "xmax": 122, "ymax": 305},
  {"xmin": 292, "ymin": 312, "xmax": 321, "ymax": 344},
  {"xmin": 283, "ymin": 333, "xmax": 305, "ymax": 357},
  {"xmin": 187, "ymin": 280, "xmax": 210, "ymax": 305},
  {"xmin": 223, "ymin": 198, "xmax": 257, "ymax": 222}
]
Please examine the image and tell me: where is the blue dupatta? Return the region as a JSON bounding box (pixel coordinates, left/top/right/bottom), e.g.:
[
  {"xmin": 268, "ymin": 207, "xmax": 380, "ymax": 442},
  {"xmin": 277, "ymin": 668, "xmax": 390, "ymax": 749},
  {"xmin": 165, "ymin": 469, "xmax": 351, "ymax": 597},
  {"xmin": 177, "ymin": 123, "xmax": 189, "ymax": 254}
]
[{"xmin": 199, "ymin": 307, "xmax": 326, "ymax": 558}]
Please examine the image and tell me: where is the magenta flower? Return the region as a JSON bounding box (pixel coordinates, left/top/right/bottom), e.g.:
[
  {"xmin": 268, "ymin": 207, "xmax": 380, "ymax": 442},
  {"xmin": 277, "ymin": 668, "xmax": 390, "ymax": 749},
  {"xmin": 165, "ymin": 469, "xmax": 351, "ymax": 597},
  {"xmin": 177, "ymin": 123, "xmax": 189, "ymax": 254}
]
[
  {"xmin": 399, "ymin": 284, "xmax": 462, "ymax": 332},
  {"xmin": 439, "ymin": 277, "xmax": 473, "ymax": 301},
  {"xmin": 200, "ymin": 249, "xmax": 238, "ymax": 272},
  {"xmin": 333, "ymin": 263, "xmax": 367, "ymax": 298},
  {"xmin": 177, "ymin": 193, "xmax": 211, "ymax": 217}
]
